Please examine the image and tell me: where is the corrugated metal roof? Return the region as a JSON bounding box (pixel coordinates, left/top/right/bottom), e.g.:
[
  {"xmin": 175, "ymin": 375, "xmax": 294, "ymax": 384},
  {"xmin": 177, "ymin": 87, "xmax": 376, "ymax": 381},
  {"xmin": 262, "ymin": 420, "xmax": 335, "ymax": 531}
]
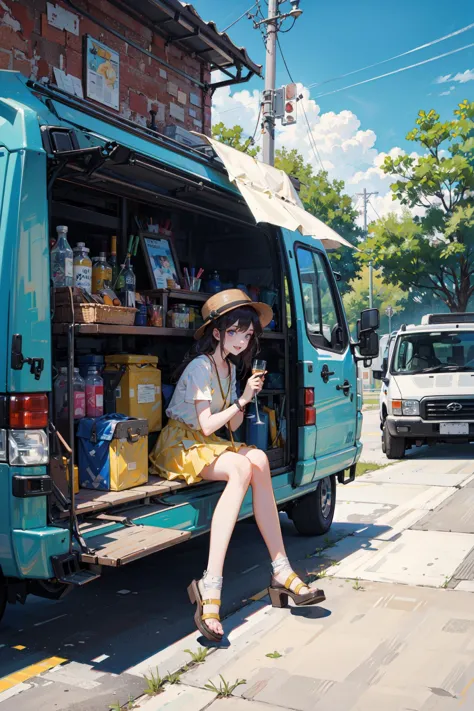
[{"xmin": 118, "ymin": 0, "xmax": 262, "ymax": 82}]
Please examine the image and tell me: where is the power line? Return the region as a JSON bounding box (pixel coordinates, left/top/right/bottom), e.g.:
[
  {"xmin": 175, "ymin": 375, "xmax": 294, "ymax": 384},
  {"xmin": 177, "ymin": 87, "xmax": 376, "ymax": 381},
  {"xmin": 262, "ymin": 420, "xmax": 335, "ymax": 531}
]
[
  {"xmin": 368, "ymin": 198, "xmax": 382, "ymax": 221},
  {"xmin": 222, "ymin": 1, "xmax": 260, "ymax": 33},
  {"xmin": 313, "ymin": 42, "xmax": 474, "ymax": 99},
  {"xmin": 244, "ymin": 102, "xmax": 263, "ymax": 153},
  {"xmin": 307, "ymin": 22, "xmax": 474, "ymax": 90},
  {"xmin": 276, "ymin": 35, "xmax": 325, "ymax": 172}
]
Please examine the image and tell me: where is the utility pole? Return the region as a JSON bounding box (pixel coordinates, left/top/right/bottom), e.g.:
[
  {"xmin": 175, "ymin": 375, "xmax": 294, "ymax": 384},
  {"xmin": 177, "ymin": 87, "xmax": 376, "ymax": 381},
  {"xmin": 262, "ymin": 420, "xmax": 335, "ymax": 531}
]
[
  {"xmin": 255, "ymin": 1, "xmax": 303, "ymax": 166},
  {"xmin": 262, "ymin": 0, "xmax": 278, "ymax": 166},
  {"xmin": 356, "ymin": 187, "xmax": 378, "ymax": 308}
]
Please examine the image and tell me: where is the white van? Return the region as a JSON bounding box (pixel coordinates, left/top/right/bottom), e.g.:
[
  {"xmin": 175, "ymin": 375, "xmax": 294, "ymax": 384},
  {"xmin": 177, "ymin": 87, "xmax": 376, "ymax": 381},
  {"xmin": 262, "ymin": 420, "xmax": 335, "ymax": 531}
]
[{"xmin": 374, "ymin": 314, "xmax": 474, "ymax": 458}]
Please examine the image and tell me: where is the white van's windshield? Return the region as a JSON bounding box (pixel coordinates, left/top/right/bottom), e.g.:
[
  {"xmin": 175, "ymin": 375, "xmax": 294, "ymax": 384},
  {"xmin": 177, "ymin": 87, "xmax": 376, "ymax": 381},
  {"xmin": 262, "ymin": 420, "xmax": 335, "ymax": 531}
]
[{"xmin": 392, "ymin": 331, "xmax": 474, "ymax": 374}]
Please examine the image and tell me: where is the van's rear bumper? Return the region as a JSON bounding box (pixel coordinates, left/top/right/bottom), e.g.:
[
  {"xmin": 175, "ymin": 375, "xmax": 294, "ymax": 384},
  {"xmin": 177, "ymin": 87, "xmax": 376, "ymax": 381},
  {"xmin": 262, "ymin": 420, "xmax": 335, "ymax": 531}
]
[{"xmin": 386, "ymin": 416, "xmax": 474, "ymax": 440}]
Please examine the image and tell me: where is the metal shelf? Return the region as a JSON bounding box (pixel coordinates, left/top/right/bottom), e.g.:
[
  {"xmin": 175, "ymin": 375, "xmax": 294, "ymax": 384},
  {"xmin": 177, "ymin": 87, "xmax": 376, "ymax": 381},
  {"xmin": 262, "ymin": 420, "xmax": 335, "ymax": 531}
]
[{"xmin": 52, "ymin": 323, "xmax": 285, "ymax": 339}]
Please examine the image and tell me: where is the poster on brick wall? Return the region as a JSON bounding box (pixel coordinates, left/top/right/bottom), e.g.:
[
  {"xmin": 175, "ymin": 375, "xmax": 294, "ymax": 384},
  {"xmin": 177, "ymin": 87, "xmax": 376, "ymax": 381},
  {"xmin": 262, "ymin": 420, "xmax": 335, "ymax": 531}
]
[{"xmin": 85, "ymin": 36, "xmax": 119, "ymax": 111}]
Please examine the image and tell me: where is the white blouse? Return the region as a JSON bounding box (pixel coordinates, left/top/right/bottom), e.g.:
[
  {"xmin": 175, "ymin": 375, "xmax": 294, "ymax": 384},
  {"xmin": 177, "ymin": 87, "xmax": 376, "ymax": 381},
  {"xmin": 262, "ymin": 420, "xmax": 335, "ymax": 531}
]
[{"xmin": 166, "ymin": 355, "xmax": 237, "ymax": 430}]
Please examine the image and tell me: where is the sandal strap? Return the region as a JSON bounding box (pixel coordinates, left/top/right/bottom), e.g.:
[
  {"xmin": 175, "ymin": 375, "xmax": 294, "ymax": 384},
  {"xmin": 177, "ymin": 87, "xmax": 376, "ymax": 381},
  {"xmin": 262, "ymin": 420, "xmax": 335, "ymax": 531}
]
[
  {"xmin": 202, "ymin": 598, "xmax": 221, "ymax": 606},
  {"xmin": 202, "ymin": 612, "xmax": 221, "ymax": 621},
  {"xmin": 284, "ymin": 572, "xmax": 298, "ymax": 590},
  {"xmin": 294, "ymin": 582, "xmax": 307, "ymax": 595}
]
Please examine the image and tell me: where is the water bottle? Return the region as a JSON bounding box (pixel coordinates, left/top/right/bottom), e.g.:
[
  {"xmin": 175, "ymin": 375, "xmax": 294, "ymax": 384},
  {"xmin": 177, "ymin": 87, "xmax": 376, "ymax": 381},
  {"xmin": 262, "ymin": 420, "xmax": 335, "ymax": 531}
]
[
  {"xmin": 54, "ymin": 367, "xmax": 86, "ymax": 420},
  {"xmin": 86, "ymin": 366, "xmax": 104, "ymax": 418},
  {"xmin": 50, "ymin": 226, "xmax": 74, "ymax": 287},
  {"xmin": 118, "ymin": 256, "xmax": 136, "ymax": 308}
]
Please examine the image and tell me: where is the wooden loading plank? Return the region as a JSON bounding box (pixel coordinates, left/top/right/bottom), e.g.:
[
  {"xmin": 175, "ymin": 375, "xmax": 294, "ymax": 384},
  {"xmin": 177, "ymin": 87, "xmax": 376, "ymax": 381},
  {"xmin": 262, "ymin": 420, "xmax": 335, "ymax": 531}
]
[
  {"xmin": 80, "ymin": 525, "xmax": 191, "ymax": 566},
  {"xmin": 71, "ymin": 476, "xmax": 186, "ymax": 516}
]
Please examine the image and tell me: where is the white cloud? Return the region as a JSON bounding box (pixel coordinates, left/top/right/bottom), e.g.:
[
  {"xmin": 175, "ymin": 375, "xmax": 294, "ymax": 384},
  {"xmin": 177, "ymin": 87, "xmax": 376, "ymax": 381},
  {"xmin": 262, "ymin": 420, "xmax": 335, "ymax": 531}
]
[
  {"xmin": 435, "ymin": 73, "xmax": 452, "ymax": 84},
  {"xmin": 452, "ymin": 69, "xmax": 474, "ymax": 83},
  {"xmin": 212, "ymin": 79, "xmax": 426, "ymax": 224},
  {"xmin": 434, "ymin": 68, "xmax": 474, "ymax": 86}
]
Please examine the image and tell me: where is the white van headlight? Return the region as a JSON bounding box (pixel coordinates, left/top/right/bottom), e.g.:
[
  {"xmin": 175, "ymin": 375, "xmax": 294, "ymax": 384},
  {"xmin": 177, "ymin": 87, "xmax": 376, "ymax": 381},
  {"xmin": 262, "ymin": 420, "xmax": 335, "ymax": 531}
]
[{"xmin": 402, "ymin": 400, "xmax": 420, "ymax": 416}]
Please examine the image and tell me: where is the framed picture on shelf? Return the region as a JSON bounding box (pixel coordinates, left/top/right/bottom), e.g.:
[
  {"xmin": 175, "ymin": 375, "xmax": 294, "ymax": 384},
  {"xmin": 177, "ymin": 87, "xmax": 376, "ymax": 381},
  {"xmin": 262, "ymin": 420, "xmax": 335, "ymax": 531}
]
[{"xmin": 139, "ymin": 233, "xmax": 181, "ymax": 290}]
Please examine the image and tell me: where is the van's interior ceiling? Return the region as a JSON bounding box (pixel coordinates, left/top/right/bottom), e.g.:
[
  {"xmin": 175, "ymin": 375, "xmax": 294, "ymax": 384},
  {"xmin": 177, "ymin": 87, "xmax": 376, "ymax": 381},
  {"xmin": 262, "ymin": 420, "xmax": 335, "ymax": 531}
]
[{"xmin": 52, "ymin": 144, "xmax": 258, "ymax": 228}]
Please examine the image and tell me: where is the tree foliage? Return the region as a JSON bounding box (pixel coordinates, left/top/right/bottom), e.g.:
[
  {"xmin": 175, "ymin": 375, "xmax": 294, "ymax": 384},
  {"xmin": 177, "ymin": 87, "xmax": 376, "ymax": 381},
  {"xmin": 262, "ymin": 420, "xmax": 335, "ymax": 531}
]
[
  {"xmin": 361, "ymin": 101, "xmax": 474, "ymax": 312},
  {"xmin": 211, "ymin": 122, "xmax": 260, "ymax": 157},
  {"xmin": 343, "ymin": 265, "xmax": 407, "ymax": 334}
]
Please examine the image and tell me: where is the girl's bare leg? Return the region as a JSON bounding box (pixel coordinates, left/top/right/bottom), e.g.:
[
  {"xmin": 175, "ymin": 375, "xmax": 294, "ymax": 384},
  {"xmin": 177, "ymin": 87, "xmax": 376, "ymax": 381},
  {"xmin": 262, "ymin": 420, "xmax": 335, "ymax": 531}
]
[
  {"xmin": 242, "ymin": 448, "xmax": 312, "ymax": 594},
  {"xmin": 197, "ymin": 451, "xmax": 252, "ymax": 636}
]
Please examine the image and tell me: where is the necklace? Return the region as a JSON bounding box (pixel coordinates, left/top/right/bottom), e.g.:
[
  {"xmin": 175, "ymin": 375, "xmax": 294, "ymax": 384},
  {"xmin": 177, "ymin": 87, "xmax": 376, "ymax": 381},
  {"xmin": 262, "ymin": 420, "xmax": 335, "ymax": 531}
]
[{"xmin": 207, "ymin": 354, "xmax": 231, "ymax": 407}]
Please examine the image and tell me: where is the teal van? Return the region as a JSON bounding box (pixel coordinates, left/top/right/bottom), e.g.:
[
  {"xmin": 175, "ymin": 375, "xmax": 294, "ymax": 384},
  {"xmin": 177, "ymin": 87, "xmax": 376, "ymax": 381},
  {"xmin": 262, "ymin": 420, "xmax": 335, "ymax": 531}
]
[{"xmin": 0, "ymin": 71, "xmax": 379, "ymax": 621}]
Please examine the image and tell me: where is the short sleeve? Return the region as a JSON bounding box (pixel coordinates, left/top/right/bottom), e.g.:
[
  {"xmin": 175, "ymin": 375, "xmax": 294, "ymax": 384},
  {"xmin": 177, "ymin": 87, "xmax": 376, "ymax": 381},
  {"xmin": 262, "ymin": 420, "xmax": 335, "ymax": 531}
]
[
  {"xmin": 231, "ymin": 363, "xmax": 237, "ymax": 401},
  {"xmin": 184, "ymin": 359, "xmax": 213, "ymax": 403}
]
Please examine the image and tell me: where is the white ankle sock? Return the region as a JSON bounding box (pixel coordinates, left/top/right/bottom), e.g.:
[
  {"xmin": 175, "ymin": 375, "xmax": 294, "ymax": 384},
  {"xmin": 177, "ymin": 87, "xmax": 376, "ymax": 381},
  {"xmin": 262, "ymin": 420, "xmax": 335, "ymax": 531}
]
[
  {"xmin": 202, "ymin": 570, "xmax": 223, "ymax": 592},
  {"xmin": 271, "ymin": 556, "xmax": 292, "ymax": 577}
]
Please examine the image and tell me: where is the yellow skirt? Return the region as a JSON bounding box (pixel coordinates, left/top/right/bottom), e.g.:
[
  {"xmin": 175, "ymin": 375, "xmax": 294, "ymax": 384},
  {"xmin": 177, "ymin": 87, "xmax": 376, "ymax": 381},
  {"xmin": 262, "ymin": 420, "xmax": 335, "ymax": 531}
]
[{"xmin": 149, "ymin": 419, "xmax": 251, "ymax": 484}]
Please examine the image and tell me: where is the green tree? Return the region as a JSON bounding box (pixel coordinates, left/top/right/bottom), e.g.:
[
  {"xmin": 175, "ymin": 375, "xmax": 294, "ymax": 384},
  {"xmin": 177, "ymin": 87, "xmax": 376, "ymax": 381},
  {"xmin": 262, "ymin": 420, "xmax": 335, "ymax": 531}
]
[
  {"xmin": 362, "ymin": 100, "xmax": 474, "ymax": 312},
  {"xmin": 343, "ymin": 265, "xmax": 408, "ymax": 334},
  {"xmin": 211, "ymin": 122, "xmax": 260, "ymax": 157}
]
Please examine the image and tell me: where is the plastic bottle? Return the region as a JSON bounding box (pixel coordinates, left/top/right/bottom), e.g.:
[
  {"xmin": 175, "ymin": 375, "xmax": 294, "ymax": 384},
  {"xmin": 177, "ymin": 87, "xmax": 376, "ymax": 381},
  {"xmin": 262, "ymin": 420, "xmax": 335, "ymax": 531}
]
[
  {"xmin": 54, "ymin": 367, "xmax": 86, "ymax": 421},
  {"xmin": 85, "ymin": 366, "xmax": 104, "ymax": 418},
  {"xmin": 92, "ymin": 253, "xmax": 110, "ymax": 293},
  {"xmin": 73, "ymin": 243, "xmax": 92, "ymax": 293},
  {"xmin": 109, "ymin": 235, "xmax": 118, "ymax": 287},
  {"xmin": 118, "ymin": 255, "xmax": 136, "ymax": 308},
  {"xmin": 50, "ymin": 226, "xmax": 74, "ymax": 287}
]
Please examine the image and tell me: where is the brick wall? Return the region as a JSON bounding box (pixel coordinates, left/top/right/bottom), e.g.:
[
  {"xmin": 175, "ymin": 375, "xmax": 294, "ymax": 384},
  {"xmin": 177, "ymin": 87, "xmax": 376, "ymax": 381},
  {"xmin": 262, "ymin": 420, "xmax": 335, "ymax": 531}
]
[{"xmin": 0, "ymin": 0, "xmax": 212, "ymax": 134}]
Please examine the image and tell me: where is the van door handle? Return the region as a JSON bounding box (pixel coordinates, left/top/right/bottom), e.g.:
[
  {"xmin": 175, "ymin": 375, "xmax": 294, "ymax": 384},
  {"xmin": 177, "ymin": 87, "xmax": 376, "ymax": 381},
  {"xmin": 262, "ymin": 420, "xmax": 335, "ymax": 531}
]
[
  {"xmin": 336, "ymin": 380, "xmax": 352, "ymax": 396},
  {"xmin": 321, "ymin": 364, "xmax": 335, "ymax": 383}
]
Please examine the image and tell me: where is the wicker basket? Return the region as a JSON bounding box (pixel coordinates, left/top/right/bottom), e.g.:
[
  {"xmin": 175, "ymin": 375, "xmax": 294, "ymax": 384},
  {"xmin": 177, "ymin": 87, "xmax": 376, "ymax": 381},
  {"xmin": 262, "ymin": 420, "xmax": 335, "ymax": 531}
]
[{"xmin": 54, "ymin": 303, "xmax": 137, "ymax": 326}]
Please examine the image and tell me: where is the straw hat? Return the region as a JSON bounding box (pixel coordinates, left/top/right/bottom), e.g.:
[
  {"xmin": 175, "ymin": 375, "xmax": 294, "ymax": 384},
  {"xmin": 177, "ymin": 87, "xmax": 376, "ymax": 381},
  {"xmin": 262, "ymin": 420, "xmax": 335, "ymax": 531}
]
[{"xmin": 194, "ymin": 288, "xmax": 273, "ymax": 340}]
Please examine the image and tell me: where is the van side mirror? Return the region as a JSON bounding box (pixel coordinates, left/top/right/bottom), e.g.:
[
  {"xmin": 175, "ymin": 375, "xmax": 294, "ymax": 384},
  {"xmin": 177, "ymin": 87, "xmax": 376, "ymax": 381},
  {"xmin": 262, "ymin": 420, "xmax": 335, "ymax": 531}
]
[
  {"xmin": 359, "ymin": 330, "xmax": 379, "ymax": 358},
  {"xmin": 360, "ymin": 308, "xmax": 380, "ymax": 332}
]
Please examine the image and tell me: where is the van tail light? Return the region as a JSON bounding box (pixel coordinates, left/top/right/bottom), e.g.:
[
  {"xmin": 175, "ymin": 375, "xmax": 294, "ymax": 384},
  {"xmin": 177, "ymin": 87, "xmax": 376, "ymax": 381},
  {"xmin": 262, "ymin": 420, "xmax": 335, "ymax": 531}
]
[
  {"xmin": 10, "ymin": 394, "xmax": 49, "ymax": 429},
  {"xmin": 304, "ymin": 387, "xmax": 315, "ymax": 425}
]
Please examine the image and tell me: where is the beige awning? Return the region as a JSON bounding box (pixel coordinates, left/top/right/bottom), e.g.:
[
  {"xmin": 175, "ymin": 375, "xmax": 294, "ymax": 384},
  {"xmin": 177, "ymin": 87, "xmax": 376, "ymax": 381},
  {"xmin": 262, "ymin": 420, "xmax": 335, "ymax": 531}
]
[{"xmin": 195, "ymin": 134, "xmax": 355, "ymax": 250}]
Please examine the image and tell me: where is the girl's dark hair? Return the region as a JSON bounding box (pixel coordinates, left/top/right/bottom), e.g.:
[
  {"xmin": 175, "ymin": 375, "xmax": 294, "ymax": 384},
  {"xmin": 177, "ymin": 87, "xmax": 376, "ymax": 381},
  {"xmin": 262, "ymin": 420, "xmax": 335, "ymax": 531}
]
[{"xmin": 174, "ymin": 306, "xmax": 262, "ymax": 382}]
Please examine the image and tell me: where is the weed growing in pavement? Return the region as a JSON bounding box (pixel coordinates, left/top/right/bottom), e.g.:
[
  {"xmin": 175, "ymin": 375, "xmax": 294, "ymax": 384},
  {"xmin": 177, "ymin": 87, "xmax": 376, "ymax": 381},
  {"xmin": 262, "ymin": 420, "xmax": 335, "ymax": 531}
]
[
  {"xmin": 441, "ymin": 576, "xmax": 451, "ymax": 589},
  {"xmin": 330, "ymin": 560, "xmax": 340, "ymax": 567},
  {"xmin": 266, "ymin": 651, "xmax": 282, "ymax": 659},
  {"xmin": 109, "ymin": 697, "xmax": 134, "ymax": 711},
  {"xmin": 143, "ymin": 667, "xmax": 166, "ymax": 695},
  {"xmin": 352, "ymin": 578, "xmax": 364, "ymax": 591},
  {"xmin": 166, "ymin": 670, "xmax": 182, "ymax": 684},
  {"xmin": 205, "ymin": 675, "xmax": 246, "ymax": 697},
  {"xmin": 185, "ymin": 646, "xmax": 209, "ymax": 664}
]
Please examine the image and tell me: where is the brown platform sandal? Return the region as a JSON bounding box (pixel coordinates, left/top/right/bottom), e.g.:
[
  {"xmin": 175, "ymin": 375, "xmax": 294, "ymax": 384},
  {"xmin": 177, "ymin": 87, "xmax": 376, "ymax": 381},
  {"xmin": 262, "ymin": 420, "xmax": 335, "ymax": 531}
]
[
  {"xmin": 187, "ymin": 579, "xmax": 223, "ymax": 643},
  {"xmin": 268, "ymin": 572, "xmax": 326, "ymax": 608}
]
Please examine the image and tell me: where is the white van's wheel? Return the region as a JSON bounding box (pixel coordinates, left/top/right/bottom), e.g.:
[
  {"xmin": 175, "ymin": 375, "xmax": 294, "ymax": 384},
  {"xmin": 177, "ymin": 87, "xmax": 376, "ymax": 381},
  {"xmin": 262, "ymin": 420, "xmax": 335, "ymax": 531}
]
[
  {"xmin": 383, "ymin": 422, "xmax": 405, "ymax": 459},
  {"xmin": 290, "ymin": 476, "xmax": 336, "ymax": 536}
]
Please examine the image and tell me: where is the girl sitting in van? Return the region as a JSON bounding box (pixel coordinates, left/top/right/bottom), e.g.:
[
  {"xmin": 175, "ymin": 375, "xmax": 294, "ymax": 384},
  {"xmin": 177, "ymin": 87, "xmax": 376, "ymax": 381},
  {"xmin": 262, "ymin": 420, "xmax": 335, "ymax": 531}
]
[{"xmin": 150, "ymin": 289, "xmax": 325, "ymax": 642}]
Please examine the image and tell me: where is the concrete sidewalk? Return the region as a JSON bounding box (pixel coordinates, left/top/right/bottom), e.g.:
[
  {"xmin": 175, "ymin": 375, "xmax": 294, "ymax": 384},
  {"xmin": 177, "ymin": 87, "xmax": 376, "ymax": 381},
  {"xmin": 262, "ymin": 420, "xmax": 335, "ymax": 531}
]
[
  {"xmin": 130, "ymin": 450, "xmax": 474, "ymax": 711},
  {"xmin": 134, "ymin": 579, "xmax": 474, "ymax": 711}
]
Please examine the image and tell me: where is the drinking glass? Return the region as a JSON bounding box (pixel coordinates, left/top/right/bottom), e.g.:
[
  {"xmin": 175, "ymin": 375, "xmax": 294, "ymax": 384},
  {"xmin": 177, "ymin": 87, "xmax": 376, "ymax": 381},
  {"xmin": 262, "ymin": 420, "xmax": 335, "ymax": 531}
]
[{"xmin": 252, "ymin": 359, "xmax": 266, "ymax": 425}]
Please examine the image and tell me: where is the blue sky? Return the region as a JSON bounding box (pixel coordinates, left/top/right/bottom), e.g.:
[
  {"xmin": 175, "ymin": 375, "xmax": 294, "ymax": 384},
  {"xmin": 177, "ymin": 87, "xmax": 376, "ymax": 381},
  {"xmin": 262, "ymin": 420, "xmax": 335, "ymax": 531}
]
[
  {"xmin": 193, "ymin": 0, "xmax": 473, "ymax": 154},
  {"xmin": 192, "ymin": 1, "xmax": 473, "ymax": 218}
]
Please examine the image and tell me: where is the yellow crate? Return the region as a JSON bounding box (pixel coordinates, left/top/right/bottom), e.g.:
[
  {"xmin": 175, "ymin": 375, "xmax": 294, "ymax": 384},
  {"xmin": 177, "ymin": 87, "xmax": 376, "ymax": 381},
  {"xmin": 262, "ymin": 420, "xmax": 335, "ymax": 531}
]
[
  {"xmin": 105, "ymin": 355, "xmax": 162, "ymax": 432},
  {"xmin": 109, "ymin": 433, "xmax": 148, "ymax": 492}
]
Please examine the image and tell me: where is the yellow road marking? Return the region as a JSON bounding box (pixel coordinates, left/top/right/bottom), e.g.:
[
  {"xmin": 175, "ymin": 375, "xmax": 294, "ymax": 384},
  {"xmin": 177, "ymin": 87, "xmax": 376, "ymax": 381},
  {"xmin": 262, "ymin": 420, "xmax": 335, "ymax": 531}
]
[
  {"xmin": 0, "ymin": 656, "xmax": 67, "ymax": 693},
  {"xmin": 249, "ymin": 589, "xmax": 268, "ymax": 601},
  {"xmin": 12, "ymin": 646, "xmax": 26, "ymax": 651},
  {"xmin": 459, "ymin": 677, "xmax": 474, "ymax": 706}
]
